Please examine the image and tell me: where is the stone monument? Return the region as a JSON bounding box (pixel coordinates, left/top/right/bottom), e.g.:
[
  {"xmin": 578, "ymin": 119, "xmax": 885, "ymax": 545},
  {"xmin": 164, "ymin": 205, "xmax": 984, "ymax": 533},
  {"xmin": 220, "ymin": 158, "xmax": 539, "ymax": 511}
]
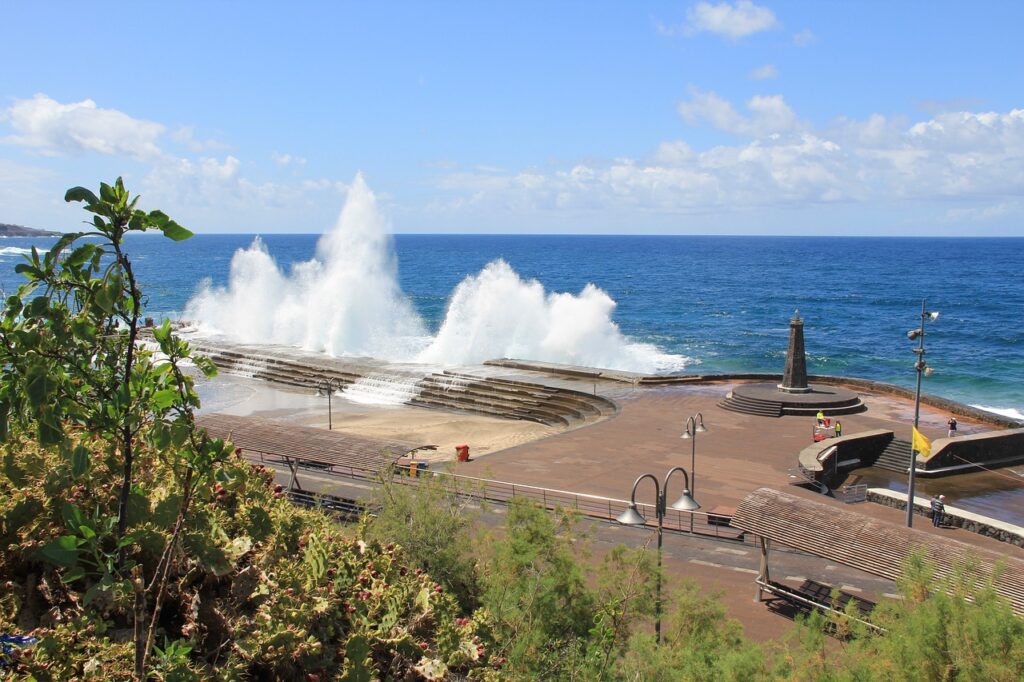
[
  {"xmin": 778, "ymin": 310, "xmax": 810, "ymax": 393},
  {"xmin": 719, "ymin": 313, "xmax": 866, "ymax": 417}
]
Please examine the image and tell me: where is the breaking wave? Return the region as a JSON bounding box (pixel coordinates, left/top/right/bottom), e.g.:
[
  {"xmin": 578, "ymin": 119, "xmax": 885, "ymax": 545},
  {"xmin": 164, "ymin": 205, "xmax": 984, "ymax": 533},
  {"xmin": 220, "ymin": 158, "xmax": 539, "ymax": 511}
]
[{"xmin": 184, "ymin": 174, "xmax": 690, "ymax": 373}]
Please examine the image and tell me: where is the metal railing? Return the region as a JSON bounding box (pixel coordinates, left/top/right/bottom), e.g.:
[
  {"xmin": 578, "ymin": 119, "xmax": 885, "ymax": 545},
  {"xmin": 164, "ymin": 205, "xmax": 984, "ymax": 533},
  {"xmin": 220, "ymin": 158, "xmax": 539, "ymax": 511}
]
[{"xmin": 251, "ymin": 450, "xmax": 749, "ymax": 543}]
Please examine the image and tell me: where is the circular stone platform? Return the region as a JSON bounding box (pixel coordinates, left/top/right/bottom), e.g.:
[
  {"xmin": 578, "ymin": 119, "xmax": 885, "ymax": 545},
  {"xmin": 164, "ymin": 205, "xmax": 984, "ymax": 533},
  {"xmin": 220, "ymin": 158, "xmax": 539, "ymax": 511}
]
[{"xmin": 720, "ymin": 382, "xmax": 866, "ymax": 418}]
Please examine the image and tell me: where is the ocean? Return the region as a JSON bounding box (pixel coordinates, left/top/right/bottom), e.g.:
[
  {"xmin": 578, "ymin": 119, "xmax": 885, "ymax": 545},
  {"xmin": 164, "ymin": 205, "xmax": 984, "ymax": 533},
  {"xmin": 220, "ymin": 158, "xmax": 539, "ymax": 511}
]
[{"xmin": 3, "ymin": 232, "xmax": 1022, "ymax": 419}]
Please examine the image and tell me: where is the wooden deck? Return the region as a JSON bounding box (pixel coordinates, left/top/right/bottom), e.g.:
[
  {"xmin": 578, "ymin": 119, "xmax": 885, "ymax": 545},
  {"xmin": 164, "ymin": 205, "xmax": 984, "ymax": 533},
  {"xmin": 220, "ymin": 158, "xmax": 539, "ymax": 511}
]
[{"xmin": 733, "ymin": 487, "xmax": 1024, "ymax": 616}]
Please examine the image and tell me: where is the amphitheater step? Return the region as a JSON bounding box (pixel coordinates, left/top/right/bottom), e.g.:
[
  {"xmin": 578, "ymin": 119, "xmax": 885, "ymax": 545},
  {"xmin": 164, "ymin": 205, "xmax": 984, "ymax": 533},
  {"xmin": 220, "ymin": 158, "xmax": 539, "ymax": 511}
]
[{"xmin": 164, "ymin": 333, "xmax": 618, "ymax": 429}]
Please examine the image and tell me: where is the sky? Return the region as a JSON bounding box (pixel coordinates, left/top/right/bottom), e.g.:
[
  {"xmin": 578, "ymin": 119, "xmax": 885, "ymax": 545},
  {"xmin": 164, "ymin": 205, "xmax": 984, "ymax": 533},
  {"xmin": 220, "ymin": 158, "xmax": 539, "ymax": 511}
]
[{"xmin": 2, "ymin": 1, "xmax": 1023, "ymax": 236}]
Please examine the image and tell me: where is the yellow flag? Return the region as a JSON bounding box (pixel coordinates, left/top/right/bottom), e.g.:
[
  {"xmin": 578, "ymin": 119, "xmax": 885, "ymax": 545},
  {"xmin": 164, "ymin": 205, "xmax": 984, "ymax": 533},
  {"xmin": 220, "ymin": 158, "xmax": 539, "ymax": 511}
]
[{"xmin": 911, "ymin": 426, "xmax": 931, "ymax": 457}]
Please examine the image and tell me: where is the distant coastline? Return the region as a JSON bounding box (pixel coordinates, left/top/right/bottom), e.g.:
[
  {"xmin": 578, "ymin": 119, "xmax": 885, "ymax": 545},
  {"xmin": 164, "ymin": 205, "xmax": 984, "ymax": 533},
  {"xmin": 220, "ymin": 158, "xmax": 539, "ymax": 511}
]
[{"xmin": 0, "ymin": 222, "xmax": 61, "ymax": 237}]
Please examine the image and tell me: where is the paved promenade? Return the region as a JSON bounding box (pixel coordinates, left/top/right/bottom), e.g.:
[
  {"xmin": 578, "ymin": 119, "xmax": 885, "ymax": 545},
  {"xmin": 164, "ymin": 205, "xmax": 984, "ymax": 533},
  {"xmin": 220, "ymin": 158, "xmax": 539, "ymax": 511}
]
[{"xmin": 456, "ymin": 382, "xmax": 1024, "ymax": 558}]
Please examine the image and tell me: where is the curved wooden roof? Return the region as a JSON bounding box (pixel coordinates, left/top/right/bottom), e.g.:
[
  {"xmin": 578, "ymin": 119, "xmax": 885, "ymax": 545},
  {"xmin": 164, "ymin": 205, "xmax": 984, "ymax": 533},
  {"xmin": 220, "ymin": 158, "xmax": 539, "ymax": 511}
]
[
  {"xmin": 732, "ymin": 487, "xmax": 1024, "ymax": 615},
  {"xmin": 196, "ymin": 413, "xmax": 420, "ymax": 474}
]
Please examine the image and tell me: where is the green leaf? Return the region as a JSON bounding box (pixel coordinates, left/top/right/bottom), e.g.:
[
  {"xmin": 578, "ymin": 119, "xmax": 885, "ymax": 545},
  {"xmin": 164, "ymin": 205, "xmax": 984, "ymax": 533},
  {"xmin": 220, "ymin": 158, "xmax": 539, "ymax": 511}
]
[
  {"xmin": 152, "ymin": 319, "xmax": 172, "ymax": 343},
  {"xmin": 64, "ymin": 243, "xmax": 97, "ymax": 269},
  {"xmin": 99, "ymin": 182, "xmax": 116, "ymax": 204},
  {"xmin": 78, "ymin": 525, "xmax": 96, "ymax": 540},
  {"xmin": 151, "ymin": 389, "xmax": 178, "ymax": 410},
  {"xmin": 61, "ymin": 566, "xmax": 87, "ymax": 584},
  {"xmin": 170, "ymin": 419, "xmax": 191, "ymax": 447},
  {"xmin": 49, "ymin": 231, "xmax": 84, "ymax": 257},
  {"xmin": 25, "ymin": 366, "xmax": 55, "ymax": 408},
  {"xmin": 93, "ymin": 282, "xmax": 115, "ymax": 313},
  {"xmin": 71, "ymin": 444, "xmax": 90, "ymax": 478},
  {"xmin": 65, "ymin": 186, "xmax": 99, "ymax": 204},
  {"xmin": 194, "ymin": 355, "xmax": 219, "ymax": 378},
  {"xmin": 37, "ymin": 408, "xmax": 64, "ymax": 446},
  {"xmin": 37, "ymin": 535, "xmax": 81, "ymax": 567},
  {"xmin": 70, "ymin": 317, "xmax": 96, "ymax": 341},
  {"xmin": 158, "ymin": 219, "xmax": 193, "ymax": 242},
  {"xmin": 61, "ymin": 502, "xmax": 86, "ymax": 531}
]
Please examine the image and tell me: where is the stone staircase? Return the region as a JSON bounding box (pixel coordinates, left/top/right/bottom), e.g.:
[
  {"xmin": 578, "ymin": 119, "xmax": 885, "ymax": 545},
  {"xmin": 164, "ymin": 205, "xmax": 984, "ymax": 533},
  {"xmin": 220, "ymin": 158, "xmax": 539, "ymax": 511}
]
[
  {"xmin": 872, "ymin": 438, "xmax": 912, "ymax": 473},
  {"xmin": 172, "ymin": 337, "xmax": 616, "ymax": 428},
  {"xmin": 718, "ymin": 389, "xmax": 865, "ymax": 418},
  {"xmin": 718, "ymin": 391, "xmax": 783, "ymax": 417}
]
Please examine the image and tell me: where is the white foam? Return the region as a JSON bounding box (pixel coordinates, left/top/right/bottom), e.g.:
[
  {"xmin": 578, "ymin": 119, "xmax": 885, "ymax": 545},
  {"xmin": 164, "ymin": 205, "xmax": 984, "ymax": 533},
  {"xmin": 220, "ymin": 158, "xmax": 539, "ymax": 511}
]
[
  {"xmin": 0, "ymin": 246, "xmax": 33, "ymax": 257},
  {"xmin": 184, "ymin": 173, "xmax": 692, "ymax": 374},
  {"xmin": 341, "ymin": 373, "xmax": 424, "ymax": 406},
  {"xmin": 970, "ymin": 404, "xmax": 1024, "ymax": 422}
]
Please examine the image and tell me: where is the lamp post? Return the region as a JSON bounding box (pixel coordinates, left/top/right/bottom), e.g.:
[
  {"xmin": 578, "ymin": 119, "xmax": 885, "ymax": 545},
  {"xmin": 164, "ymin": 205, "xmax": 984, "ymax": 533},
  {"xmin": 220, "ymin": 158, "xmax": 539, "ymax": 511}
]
[
  {"xmin": 680, "ymin": 413, "xmax": 707, "ymax": 533},
  {"xmin": 905, "ymin": 300, "xmax": 939, "ymax": 528},
  {"xmin": 616, "ymin": 466, "xmax": 700, "ymax": 645},
  {"xmin": 316, "ymin": 378, "xmax": 339, "ymax": 430}
]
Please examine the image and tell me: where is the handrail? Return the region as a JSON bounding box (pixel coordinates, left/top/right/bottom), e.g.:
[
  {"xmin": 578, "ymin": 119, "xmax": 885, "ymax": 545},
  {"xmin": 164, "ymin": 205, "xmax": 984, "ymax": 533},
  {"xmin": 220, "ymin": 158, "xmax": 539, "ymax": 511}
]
[{"xmin": 267, "ymin": 452, "xmax": 749, "ymax": 542}]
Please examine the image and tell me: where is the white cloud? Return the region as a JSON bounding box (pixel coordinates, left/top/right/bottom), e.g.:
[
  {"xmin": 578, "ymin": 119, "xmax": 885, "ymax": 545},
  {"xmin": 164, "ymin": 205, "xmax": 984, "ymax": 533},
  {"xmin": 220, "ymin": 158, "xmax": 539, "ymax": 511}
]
[
  {"xmin": 749, "ymin": 64, "xmax": 778, "ymax": 80},
  {"xmin": 2, "ymin": 94, "xmax": 164, "ymax": 160},
  {"xmin": 943, "ymin": 202, "xmax": 1015, "ymax": 223},
  {"xmin": 792, "ymin": 29, "xmax": 816, "ymax": 47},
  {"xmin": 428, "ymin": 100, "xmax": 1024, "ymax": 226},
  {"xmin": 272, "ymin": 151, "xmax": 307, "ymax": 167},
  {"xmin": 171, "ymin": 125, "xmax": 227, "ymax": 152},
  {"xmin": 678, "ymin": 89, "xmax": 800, "ymax": 137},
  {"xmin": 686, "ymin": 1, "xmax": 779, "ymax": 39}
]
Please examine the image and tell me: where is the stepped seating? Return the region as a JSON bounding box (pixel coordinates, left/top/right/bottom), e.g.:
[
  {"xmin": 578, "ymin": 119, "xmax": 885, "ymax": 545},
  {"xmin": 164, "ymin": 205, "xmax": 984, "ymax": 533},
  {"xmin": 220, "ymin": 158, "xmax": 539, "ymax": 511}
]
[
  {"xmin": 166, "ymin": 335, "xmax": 616, "ymax": 428},
  {"xmin": 410, "ymin": 371, "xmax": 615, "ymax": 427},
  {"xmin": 873, "ymin": 438, "xmax": 912, "ymax": 472},
  {"xmin": 719, "ymin": 390, "xmax": 783, "ymax": 417}
]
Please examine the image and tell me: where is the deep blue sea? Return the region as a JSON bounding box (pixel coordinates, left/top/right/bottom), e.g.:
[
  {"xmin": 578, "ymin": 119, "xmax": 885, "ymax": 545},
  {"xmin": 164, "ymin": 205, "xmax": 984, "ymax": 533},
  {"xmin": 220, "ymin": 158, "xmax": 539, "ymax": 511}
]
[{"xmin": 2, "ymin": 234, "xmax": 1023, "ymax": 418}]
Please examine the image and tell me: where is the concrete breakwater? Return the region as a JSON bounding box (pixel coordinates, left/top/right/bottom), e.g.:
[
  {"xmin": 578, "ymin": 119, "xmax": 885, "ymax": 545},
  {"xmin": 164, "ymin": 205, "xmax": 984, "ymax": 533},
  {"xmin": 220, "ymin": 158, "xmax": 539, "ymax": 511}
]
[{"xmin": 867, "ymin": 488, "xmax": 1024, "ymax": 548}]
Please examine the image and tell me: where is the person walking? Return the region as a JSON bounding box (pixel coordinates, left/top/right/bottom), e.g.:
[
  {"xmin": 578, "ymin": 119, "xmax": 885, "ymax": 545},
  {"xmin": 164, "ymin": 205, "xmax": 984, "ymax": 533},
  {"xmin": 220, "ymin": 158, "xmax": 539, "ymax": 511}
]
[
  {"xmin": 930, "ymin": 494, "xmax": 946, "ymax": 527},
  {"xmin": 947, "ymin": 416, "xmax": 958, "ymax": 437}
]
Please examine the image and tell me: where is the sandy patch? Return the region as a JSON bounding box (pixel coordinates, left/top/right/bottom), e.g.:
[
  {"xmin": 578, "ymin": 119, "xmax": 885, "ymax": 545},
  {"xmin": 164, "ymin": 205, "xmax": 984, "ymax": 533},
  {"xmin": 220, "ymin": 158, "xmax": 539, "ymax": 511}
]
[{"xmin": 296, "ymin": 406, "xmax": 561, "ymax": 464}]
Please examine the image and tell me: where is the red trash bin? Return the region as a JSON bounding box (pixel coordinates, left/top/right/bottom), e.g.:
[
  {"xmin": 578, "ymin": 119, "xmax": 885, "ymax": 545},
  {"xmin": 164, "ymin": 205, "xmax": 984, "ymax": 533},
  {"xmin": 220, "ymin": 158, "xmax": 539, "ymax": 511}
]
[{"xmin": 456, "ymin": 444, "xmax": 470, "ymax": 462}]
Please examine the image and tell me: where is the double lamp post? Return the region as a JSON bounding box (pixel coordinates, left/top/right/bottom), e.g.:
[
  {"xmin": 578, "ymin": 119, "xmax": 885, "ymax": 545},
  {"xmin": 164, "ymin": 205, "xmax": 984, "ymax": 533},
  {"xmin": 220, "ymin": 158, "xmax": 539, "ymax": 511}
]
[
  {"xmin": 905, "ymin": 299, "xmax": 939, "ymax": 528},
  {"xmin": 616, "ymin": 412, "xmax": 707, "ymax": 644}
]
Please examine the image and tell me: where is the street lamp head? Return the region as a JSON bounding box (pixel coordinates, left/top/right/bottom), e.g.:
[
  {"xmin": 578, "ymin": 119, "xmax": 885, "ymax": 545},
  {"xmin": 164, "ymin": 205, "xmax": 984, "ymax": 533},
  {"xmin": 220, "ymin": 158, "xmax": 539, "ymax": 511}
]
[
  {"xmin": 616, "ymin": 503, "xmax": 647, "ymax": 526},
  {"xmin": 907, "ymin": 328, "xmax": 923, "ymax": 341},
  {"xmin": 669, "ymin": 488, "xmax": 701, "ymax": 512},
  {"xmin": 924, "ymin": 366, "xmax": 935, "ymax": 377},
  {"xmin": 680, "ymin": 430, "xmax": 691, "ymax": 440},
  {"xmin": 927, "ymin": 311, "xmax": 940, "ymax": 321},
  {"xmin": 695, "ymin": 421, "xmax": 708, "ymax": 434},
  {"xmin": 316, "ymin": 385, "xmax": 324, "ymax": 397}
]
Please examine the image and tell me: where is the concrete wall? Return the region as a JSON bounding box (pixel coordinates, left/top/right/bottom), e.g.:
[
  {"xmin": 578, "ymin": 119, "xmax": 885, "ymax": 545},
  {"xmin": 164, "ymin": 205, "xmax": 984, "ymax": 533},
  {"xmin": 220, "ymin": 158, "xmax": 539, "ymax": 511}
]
[
  {"xmin": 920, "ymin": 428, "xmax": 1024, "ymax": 474},
  {"xmin": 867, "ymin": 488, "xmax": 1024, "ymax": 548},
  {"xmin": 798, "ymin": 429, "xmax": 893, "ymax": 488}
]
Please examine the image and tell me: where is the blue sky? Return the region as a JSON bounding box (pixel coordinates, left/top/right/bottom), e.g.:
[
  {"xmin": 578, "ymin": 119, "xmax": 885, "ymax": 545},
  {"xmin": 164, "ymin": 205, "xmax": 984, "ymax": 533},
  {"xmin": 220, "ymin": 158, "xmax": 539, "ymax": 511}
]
[{"xmin": 2, "ymin": 1, "xmax": 1022, "ymax": 235}]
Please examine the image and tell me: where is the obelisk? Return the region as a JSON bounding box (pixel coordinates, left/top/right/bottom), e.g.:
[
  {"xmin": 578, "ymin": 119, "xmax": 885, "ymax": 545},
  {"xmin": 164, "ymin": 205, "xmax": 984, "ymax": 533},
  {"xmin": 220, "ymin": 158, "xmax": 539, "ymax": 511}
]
[{"xmin": 778, "ymin": 310, "xmax": 811, "ymax": 393}]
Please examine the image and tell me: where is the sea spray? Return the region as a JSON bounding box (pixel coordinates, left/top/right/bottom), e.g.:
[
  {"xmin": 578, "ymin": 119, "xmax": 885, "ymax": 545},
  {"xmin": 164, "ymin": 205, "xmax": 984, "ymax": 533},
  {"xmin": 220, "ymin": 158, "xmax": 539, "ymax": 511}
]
[
  {"xmin": 416, "ymin": 260, "xmax": 684, "ymax": 372},
  {"xmin": 184, "ymin": 174, "xmax": 690, "ymax": 372},
  {"xmin": 185, "ymin": 174, "xmax": 427, "ymax": 358}
]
